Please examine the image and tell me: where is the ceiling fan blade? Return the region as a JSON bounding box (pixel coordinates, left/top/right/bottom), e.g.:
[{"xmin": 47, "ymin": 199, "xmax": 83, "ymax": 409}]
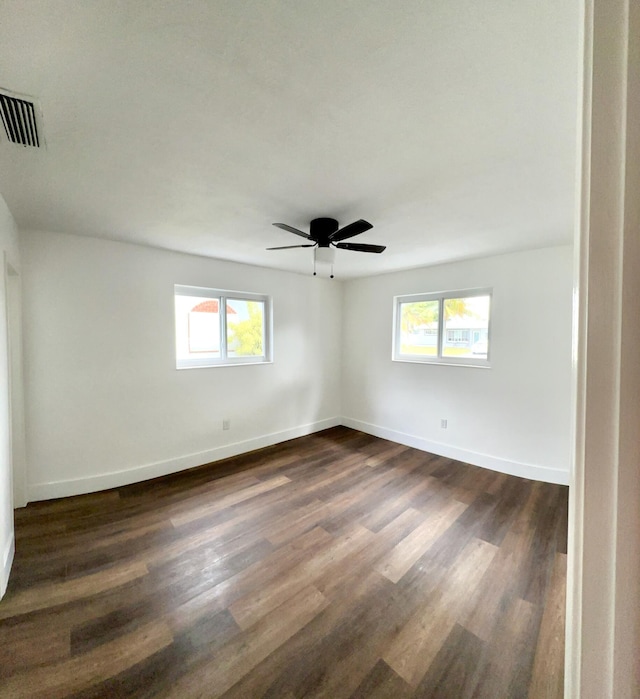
[
  {"xmin": 266, "ymin": 244, "xmax": 316, "ymax": 250},
  {"xmin": 272, "ymin": 222, "xmax": 313, "ymax": 240},
  {"xmin": 329, "ymin": 219, "xmax": 373, "ymax": 242},
  {"xmin": 335, "ymin": 242, "xmax": 386, "ymax": 253}
]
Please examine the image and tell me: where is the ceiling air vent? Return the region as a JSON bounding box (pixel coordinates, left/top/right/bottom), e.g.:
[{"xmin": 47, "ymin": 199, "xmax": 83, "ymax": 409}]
[{"xmin": 0, "ymin": 91, "xmax": 40, "ymax": 147}]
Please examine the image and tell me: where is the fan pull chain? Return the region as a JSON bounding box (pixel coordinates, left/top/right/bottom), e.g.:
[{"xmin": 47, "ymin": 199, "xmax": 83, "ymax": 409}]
[{"xmin": 312, "ymin": 252, "xmax": 334, "ymax": 278}]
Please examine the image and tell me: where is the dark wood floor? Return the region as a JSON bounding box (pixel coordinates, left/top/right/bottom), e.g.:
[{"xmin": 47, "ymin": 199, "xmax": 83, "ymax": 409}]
[{"xmin": 0, "ymin": 427, "xmax": 568, "ymax": 698}]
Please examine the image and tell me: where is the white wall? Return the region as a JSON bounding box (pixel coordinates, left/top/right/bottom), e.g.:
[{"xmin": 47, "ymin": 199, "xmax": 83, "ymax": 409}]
[
  {"xmin": 341, "ymin": 246, "xmax": 573, "ymax": 484},
  {"xmin": 0, "ymin": 194, "xmax": 20, "ymax": 599},
  {"xmin": 19, "ymin": 231, "xmax": 572, "ymax": 502},
  {"xmin": 21, "ymin": 230, "xmax": 343, "ymax": 500}
]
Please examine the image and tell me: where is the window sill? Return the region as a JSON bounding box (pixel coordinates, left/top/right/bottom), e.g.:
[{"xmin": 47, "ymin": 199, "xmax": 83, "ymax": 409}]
[
  {"xmin": 392, "ymin": 357, "xmax": 491, "ymax": 369},
  {"xmin": 176, "ymin": 360, "xmax": 273, "ymax": 370}
]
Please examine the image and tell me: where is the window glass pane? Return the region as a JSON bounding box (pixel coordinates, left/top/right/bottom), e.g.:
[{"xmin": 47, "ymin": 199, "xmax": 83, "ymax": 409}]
[
  {"xmin": 399, "ymin": 300, "xmax": 439, "ymax": 356},
  {"xmin": 442, "ymin": 296, "xmax": 490, "ymax": 358},
  {"xmin": 175, "ymin": 295, "xmax": 220, "ymax": 361},
  {"xmin": 226, "ymin": 299, "xmax": 265, "ymax": 357}
]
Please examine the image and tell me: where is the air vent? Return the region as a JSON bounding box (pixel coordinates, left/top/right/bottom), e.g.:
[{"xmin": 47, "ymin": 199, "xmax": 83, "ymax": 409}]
[{"xmin": 0, "ymin": 91, "xmax": 40, "ymax": 147}]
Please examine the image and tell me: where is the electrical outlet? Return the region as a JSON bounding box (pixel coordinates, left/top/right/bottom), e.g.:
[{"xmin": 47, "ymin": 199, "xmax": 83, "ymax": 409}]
[
  {"xmin": 440, "ymin": 419, "xmax": 448, "ymax": 429},
  {"xmin": 223, "ymin": 418, "xmax": 230, "ymax": 431}
]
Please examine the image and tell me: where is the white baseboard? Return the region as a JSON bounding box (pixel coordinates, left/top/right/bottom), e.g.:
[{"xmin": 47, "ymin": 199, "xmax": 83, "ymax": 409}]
[
  {"xmin": 1, "ymin": 533, "xmax": 15, "ymax": 600},
  {"xmin": 28, "ymin": 417, "xmax": 341, "ymax": 501},
  {"xmin": 341, "ymin": 417, "xmax": 569, "ymax": 485},
  {"xmin": 26, "ymin": 414, "xmax": 568, "ymax": 502}
]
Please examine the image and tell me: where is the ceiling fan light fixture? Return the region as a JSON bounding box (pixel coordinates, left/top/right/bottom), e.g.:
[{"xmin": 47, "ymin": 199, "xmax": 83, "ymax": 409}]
[{"xmin": 314, "ymin": 247, "xmax": 335, "ymax": 265}]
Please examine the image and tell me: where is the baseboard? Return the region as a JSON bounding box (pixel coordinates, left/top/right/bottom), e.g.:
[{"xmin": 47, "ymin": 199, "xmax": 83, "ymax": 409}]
[
  {"xmin": 26, "ymin": 413, "xmax": 568, "ymax": 501},
  {"xmin": 341, "ymin": 417, "xmax": 569, "ymax": 485},
  {"xmin": 28, "ymin": 417, "xmax": 341, "ymax": 501},
  {"xmin": 1, "ymin": 533, "xmax": 15, "ymax": 600}
]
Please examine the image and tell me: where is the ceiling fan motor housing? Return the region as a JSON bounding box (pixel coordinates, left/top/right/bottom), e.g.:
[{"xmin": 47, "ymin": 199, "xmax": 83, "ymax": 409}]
[{"xmin": 310, "ymin": 218, "xmax": 338, "ymax": 246}]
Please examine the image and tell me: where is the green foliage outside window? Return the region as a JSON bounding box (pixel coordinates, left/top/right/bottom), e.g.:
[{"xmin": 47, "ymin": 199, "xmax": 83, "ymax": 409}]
[
  {"xmin": 227, "ymin": 302, "xmax": 264, "ymax": 356},
  {"xmin": 401, "ymin": 298, "xmax": 471, "ymax": 332}
]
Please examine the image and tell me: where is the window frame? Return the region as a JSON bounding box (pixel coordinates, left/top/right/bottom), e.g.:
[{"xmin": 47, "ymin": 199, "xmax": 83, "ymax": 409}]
[
  {"xmin": 175, "ymin": 284, "xmax": 272, "ymax": 369},
  {"xmin": 392, "ymin": 287, "xmax": 492, "ymax": 367}
]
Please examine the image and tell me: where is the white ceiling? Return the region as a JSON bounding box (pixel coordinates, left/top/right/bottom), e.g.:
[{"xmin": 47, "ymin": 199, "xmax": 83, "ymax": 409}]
[{"xmin": 0, "ymin": 0, "xmax": 580, "ymax": 278}]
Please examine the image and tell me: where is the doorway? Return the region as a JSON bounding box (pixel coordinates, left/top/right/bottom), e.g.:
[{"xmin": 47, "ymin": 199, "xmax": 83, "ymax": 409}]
[{"xmin": 4, "ymin": 252, "xmax": 26, "ymax": 509}]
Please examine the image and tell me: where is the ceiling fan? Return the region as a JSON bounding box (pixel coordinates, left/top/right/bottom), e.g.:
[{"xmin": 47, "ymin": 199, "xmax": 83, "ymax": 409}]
[{"xmin": 267, "ymin": 217, "xmax": 386, "ymax": 277}]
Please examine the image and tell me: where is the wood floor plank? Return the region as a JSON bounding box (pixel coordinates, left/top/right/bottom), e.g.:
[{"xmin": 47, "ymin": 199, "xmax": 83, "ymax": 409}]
[
  {"xmin": 161, "ymin": 585, "xmax": 328, "ymax": 699},
  {"xmin": 0, "ymin": 560, "xmax": 148, "ymax": 620},
  {"xmin": 460, "ymin": 483, "xmax": 539, "ymax": 642},
  {"xmin": 359, "ymin": 475, "xmax": 436, "ymax": 532},
  {"xmin": 383, "ymin": 537, "xmax": 498, "ymax": 686},
  {"xmin": 374, "ymin": 498, "xmax": 468, "ymax": 583},
  {"xmin": 1, "ymin": 427, "xmax": 568, "ymax": 699},
  {"xmin": 170, "ymin": 474, "xmax": 291, "ymax": 527},
  {"xmin": 471, "ymin": 596, "xmax": 537, "ymax": 698},
  {"xmin": 313, "ymin": 454, "xmax": 428, "ymax": 534},
  {"xmin": 528, "ymin": 553, "xmax": 567, "ymax": 699},
  {"xmin": 262, "ymin": 498, "xmax": 330, "ymax": 546},
  {"xmin": 227, "ymin": 569, "xmax": 396, "ymax": 699},
  {"xmin": 0, "ymin": 619, "xmax": 70, "ymax": 678},
  {"xmin": 412, "ymin": 623, "xmax": 485, "ymax": 699},
  {"xmin": 315, "ymin": 507, "xmax": 427, "ymax": 601},
  {"xmin": 166, "ymin": 525, "xmax": 332, "ymax": 634},
  {"xmin": 349, "ymin": 659, "xmax": 414, "ymax": 699},
  {"xmin": 521, "ymin": 484, "xmax": 567, "ymax": 607},
  {"xmin": 61, "ymin": 642, "xmax": 192, "ymax": 699},
  {"xmin": 363, "ymin": 442, "xmax": 410, "ymax": 467},
  {"xmin": 229, "ymin": 523, "xmax": 374, "ymax": 630},
  {"xmin": 1, "ymin": 620, "xmax": 173, "ymax": 699}
]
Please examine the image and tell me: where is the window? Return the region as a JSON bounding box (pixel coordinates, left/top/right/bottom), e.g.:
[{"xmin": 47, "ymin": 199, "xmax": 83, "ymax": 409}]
[
  {"xmin": 175, "ymin": 285, "xmax": 272, "ymax": 368},
  {"xmin": 393, "ymin": 289, "xmax": 491, "ymax": 366}
]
